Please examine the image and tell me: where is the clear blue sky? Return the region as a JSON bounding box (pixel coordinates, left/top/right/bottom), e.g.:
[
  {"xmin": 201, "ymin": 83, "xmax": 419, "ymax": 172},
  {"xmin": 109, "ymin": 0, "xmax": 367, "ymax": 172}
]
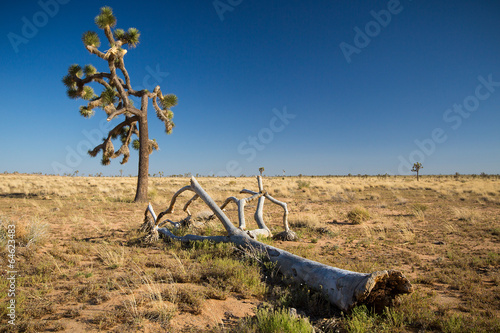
[{"xmin": 1, "ymin": 0, "xmax": 499, "ymax": 176}]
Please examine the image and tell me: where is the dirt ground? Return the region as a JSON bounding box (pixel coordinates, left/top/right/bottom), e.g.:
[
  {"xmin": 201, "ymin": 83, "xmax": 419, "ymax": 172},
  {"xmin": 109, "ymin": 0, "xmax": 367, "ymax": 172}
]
[{"xmin": 0, "ymin": 174, "xmax": 499, "ymax": 332}]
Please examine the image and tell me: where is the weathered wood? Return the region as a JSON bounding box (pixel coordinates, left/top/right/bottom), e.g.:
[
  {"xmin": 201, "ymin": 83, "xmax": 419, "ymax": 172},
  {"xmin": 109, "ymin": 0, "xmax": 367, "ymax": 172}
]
[{"xmin": 142, "ymin": 176, "xmax": 413, "ymax": 311}]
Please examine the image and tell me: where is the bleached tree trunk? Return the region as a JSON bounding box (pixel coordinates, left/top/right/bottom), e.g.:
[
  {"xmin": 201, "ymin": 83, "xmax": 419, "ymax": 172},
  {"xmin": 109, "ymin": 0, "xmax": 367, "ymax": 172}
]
[{"xmin": 141, "ymin": 177, "xmax": 413, "ymax": 311}]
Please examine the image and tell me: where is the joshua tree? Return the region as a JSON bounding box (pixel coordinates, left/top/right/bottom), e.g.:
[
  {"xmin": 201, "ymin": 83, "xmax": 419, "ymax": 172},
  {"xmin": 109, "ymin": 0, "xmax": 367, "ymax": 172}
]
[
  {"xmin": 259, "ymin": 167, "xmax": 265, "ymax": 176},
  {"xmin": 62, "ymin": 6, "xmax": 177, "ymax": 202},
  {"xmin": 411, "ymin": 162, "xmax": 423, "ymax": 181}
]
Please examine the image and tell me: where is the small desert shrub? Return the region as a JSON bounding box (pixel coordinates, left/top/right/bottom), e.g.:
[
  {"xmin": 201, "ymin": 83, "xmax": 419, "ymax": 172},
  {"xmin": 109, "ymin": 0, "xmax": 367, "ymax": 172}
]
[
  {"xmin": 200, "ymin": 257, "xmax": 266, "ymax": 298},
  {"xmin": 142, "ymin": 301, "xmax": 176, "ymax": 327},
  {"xmin": 237, "ymin": 306, "xmax": 314, "ymax": 333},
  {"xmin": 346, "ymin": 305, "xmax": 376, "ymax": 333},
  {"xmin": 440, "ymin": 313, "xmax": 464, "ymax": 333},
  {"xmin": 89, "ymin": 312, "xmax": 118, "ymax": 330},
  {"xmin": 296, "ymin": 180, "xmax": 311, "ymax": 190},
  {"xmin": 347, "ymin": 207, "xmax": 370, "ymax": 224},
  {"xmin": 176, "ymin": 288, "xmax": 206, "ymax": 314}
]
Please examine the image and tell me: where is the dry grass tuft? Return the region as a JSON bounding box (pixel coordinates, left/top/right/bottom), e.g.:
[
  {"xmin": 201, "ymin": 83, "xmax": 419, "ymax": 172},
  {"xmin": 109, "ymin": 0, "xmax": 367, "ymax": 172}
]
[
  {"xmin": 0, "ymin": 216, "xmax": 50, "ymax": 248},
  {"xmin": 347, "ymin": 206, "xmax": 370, "ymax": 224},
  {"xmin": 96, "ymin": 243, "xmax": 126, "ymax": 269},
  {"xmin": 452, "ymin": 207, "xmax": 477, "ymax": 223}
]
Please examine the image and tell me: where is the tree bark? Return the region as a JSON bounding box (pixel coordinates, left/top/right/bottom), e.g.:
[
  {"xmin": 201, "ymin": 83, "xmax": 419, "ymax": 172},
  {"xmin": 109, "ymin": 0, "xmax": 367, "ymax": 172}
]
[
  {"xmin": 141, "ymin": 177, "xmax": 413, "ymax": 311},
  {"xmin": 134, "ymin": 96, "xmax": 149, "ymax": 203}
]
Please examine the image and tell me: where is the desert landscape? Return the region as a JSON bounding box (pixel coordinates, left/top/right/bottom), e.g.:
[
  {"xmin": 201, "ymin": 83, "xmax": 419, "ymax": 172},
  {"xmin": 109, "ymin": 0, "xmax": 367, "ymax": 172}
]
[{"xmin": 1, "ymin": 173, "xmax": 499, "ymax": 332}]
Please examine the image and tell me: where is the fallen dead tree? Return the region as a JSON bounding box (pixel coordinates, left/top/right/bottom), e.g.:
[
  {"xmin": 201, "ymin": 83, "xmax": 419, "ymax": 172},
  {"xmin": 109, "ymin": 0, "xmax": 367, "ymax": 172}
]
[{"xmin": 141, "ymin": 176, "xmax": 413, "ymax": 311}]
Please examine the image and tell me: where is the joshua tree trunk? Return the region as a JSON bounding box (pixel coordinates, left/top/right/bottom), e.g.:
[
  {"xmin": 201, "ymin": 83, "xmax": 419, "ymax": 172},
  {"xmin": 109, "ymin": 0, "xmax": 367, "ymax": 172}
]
[
  {"xmin": 134, "ymin": 97, "xmax": 150, "ymax": 202},
  {"xmin": 141, "ymin": 176, "xmax": 413, "ymax": 311},
  {"xmin": 134, "ymin": 118, "xmax": 149, "ymax": 202}
]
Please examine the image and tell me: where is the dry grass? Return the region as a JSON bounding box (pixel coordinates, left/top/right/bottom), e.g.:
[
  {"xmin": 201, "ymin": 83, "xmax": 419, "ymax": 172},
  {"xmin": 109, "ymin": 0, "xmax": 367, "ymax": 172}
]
[
  {"xmin": 0, "ymin": 174, "xmax": 499, "ymax": 332},
  {"xmin": 347, "ymin": 206, "xmax": 370, "ymax": 224}
]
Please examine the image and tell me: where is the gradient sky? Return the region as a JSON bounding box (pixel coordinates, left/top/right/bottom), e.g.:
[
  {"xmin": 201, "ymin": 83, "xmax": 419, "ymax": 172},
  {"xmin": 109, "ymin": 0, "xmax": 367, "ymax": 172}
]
[{"xmin": 1, "ymin": 0, "xmax": 499, "ymax": 177}]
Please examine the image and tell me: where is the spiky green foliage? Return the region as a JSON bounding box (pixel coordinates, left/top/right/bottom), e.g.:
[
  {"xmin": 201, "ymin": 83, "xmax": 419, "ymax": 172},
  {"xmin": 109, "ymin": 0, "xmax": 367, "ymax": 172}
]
[
  {"xmin": 411, "ymin": 162, "xmax": 423, "ymax": 172},
  {"xmin": 68, "ymin": 64, "xmax": 83, "ymax": 78},
  {"xmin": 100, "ymin": 87, "xmax": 117, "ymax": 106},
  {"xmin": 161, "ymin": 94, "xmax": 178, "ymax": 109},
  {"xmin": 132, "ymin": 139, "xmax": 140, "ymax": 150},
  {"xmin": 62, "ymin": 75, "xmax": 76, "ymax": 88},
  {"xmin": 118, "ymin": 126, "xmax": 130, "ymax": 143},
  {"xmin": 82, "ymin": 86, "xmax": 96, "ymax": 100},
  {"xmin": 67, "ymin": 88, "xmax": 79, "ymax": 99},
  {"xmin": 82, "ymin": 31, "xmax": 100, "ymax": 47},
  {"xmin": 79, "ymin": 106, "xmax": 95, "ymax": 118},
  {"xmin": 83, "ymin": 64, "xmax": 97, "ymax": 77},
  {"xmin": 124, "ymin": 27, "xmax": 140, "ymax": 48},
  {"xmin": 113, "ymin": 28, "xmax": 125, "ymax": 40},
  {"xmin": 94, "ymin": 6, "xmax": 116, "ymax": 29}
]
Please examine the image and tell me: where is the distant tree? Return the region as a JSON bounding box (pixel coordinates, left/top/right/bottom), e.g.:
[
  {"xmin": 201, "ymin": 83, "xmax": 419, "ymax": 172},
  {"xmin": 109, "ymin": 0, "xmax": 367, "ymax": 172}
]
[
  {"xmin": 411, "ymin": 162, "xmax": 423, "ymax": 181},
  {"xmin": 259, "ymin": 167, "xmax": 265, "ymax": 176},
  {"xmin": 62, "ymin": 7, "xmax": 177, "ymax": 202}
]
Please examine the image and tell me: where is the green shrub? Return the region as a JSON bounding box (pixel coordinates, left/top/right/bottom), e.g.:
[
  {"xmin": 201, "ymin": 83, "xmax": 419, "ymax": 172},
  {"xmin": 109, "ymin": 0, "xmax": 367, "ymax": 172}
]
[
  {"xmin": 346, "ymin": 305, "xmax": 376, "ymax": 333},
  {"xmin": 296, "ymin": 180, "xmax": 310, "ymax": 190},
  {"xmin": 238, "ymin": 306, "xmax": 314, "ymax": 333}
]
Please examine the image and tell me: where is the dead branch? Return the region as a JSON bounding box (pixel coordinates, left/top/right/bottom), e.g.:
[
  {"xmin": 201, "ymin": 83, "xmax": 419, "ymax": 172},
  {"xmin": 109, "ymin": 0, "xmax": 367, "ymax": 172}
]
[{"xmin": 140, "ymin": 176, "xmax": 413, "ymax": 311}]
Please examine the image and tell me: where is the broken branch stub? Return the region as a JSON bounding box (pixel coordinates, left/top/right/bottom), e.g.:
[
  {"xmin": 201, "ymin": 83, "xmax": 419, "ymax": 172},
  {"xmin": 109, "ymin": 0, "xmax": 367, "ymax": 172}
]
[{"xmin": 141, "ymin": 176, "xmax": 413, "ymax": 311}]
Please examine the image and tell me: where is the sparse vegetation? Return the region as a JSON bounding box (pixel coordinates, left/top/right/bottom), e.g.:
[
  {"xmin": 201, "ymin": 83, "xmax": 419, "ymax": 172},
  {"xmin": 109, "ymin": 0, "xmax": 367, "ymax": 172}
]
[{"xmin": 0, "ymin": 174, "xmax": 499, "ymax": 332}]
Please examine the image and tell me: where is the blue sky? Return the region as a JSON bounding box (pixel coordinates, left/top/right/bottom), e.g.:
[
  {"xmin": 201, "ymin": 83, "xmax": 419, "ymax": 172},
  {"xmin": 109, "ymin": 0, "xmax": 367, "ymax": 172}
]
[{"xmin": 1, "ymin": 0, "xmax": 499, "ymax": 176}]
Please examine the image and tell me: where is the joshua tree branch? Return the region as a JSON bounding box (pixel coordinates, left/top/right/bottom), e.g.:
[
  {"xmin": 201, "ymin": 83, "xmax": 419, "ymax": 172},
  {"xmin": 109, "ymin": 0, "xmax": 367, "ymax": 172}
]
[
  {"xmin": 107, "ymin": 57, "xmax": 130, "ymax": 107},
  {"xmin": 103, "ymin": 25, "xmax": 115, "ymax": 45},
  {"xmin": 116, "ymin": 57, "xmax": 134, "ymax": 92},
  {"xmin": 85, "ymin": 45, "xmax": 107, "ymax": 59},
  {"xmin": 106, "ymin": 106, "xmax": 142, "ymax": 121},
  {"xmin": 88, "ymin": 116, "xmax": 138, "ymax": 163}
]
